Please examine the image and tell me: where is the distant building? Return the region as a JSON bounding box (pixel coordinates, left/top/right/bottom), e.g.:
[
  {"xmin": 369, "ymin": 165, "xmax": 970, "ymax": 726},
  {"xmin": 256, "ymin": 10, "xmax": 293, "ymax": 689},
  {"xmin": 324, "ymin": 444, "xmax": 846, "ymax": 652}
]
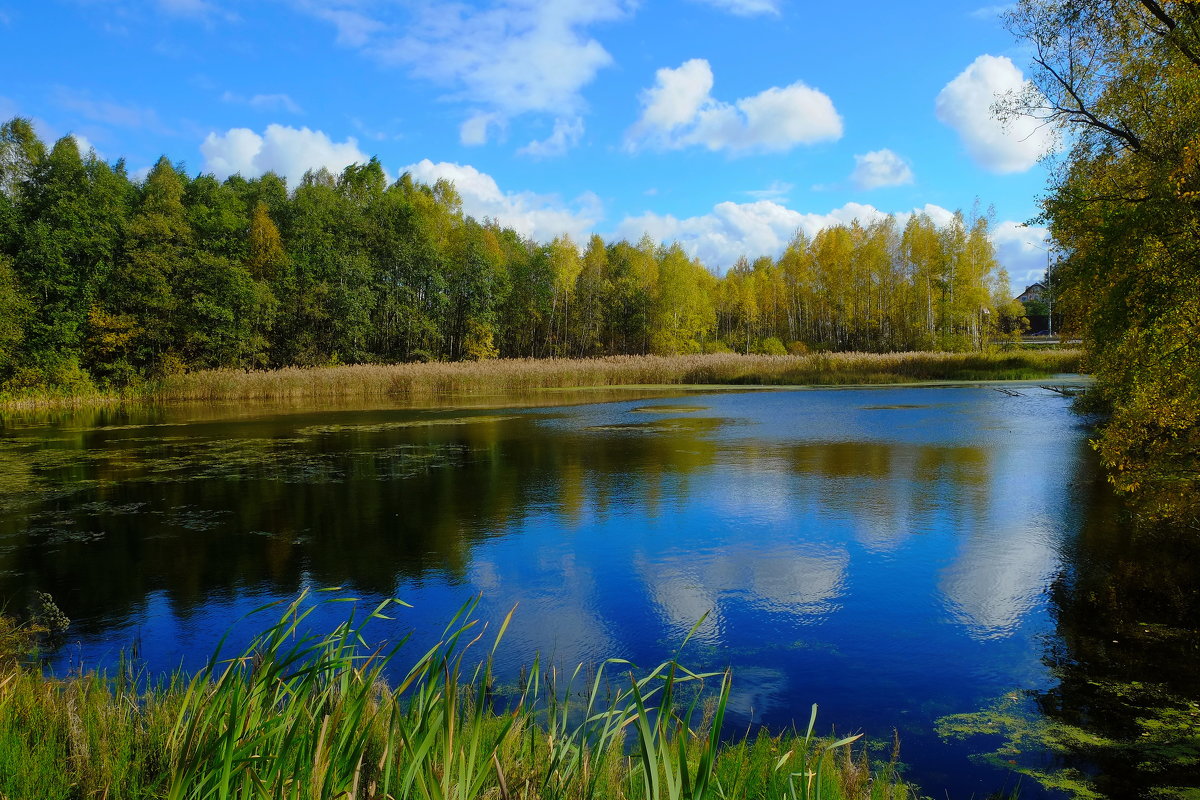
[{"xmin": 1016, "ymin": 282, "xmax": 1046, "ymax": 304}]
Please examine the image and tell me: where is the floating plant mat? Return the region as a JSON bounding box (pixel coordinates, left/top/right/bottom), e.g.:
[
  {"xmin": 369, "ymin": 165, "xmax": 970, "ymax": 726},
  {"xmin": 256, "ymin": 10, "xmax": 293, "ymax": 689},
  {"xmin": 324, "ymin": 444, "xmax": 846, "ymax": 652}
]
[
  {"xmin": 584, "ymin": 416, "xmax": 731, "ymax": 433},
  {"xmin": 628, "ymin": 405, "xmax": 711, "ymax": 413},
  {"xmin": 111, "ymin": 438, "xmax": 474, "ymax": 485},
  {"xmin": 67, "ymin": 422, "xmax": 189, "ymax": 432},
  {"xmin": 861, "ymin": 404, "xmax": 934, "ymax": 410},
  {"xmin": 0, "ymin": 427, "xmax": 477, "ymax": 520},
  {"xmin": 296, "ymin": 414, "xmax": 520, "ymax": 437}
]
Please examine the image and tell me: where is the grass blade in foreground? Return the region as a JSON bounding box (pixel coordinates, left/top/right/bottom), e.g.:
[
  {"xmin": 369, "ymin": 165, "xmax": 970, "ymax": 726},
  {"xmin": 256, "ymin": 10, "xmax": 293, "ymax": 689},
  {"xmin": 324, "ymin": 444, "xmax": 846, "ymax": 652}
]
[{"xmin": 0, "ymin": 591, "xmax": 915, "ymax": 800}]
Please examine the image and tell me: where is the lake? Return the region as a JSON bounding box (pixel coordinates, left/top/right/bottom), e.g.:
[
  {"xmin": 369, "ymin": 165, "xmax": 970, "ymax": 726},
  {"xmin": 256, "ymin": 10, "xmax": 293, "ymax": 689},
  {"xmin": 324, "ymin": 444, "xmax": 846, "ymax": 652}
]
[{"xmin": 1, "ymin": 381, "xmax": 1196, "ymax": 798}]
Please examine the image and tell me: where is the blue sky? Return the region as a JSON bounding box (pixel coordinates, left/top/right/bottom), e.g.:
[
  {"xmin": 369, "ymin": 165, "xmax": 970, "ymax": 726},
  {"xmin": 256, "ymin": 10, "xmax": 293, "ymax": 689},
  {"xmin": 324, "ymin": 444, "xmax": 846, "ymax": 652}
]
[{"xmin": 1, "ymin": 0, "xmax": 1055, "ymax": 283}]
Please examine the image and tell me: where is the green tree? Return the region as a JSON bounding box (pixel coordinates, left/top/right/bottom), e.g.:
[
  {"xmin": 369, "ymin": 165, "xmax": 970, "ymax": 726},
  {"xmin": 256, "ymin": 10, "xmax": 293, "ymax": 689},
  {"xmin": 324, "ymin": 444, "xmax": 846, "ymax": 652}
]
[
  {"xmin": 247, "ymin": 202, "xmax": 288, "ymax": 281},
  {"xmin": 0, "ymin": 255, "xmax": 30, "ymax": 379},
  {"xmin": 0, "ymin": 118, "xmax": 46, "ymax": 201},
  {"xmin": 570, "ymin": 234, "xmax": 611, "ymax": 357},
  {"xmin": 1005, "ymin": 0, "xmax": 1200, "ymax": 515},
  {"xmin": 14, "ymin": 135, "xmax": 128, "ymax": 386},
  {"xmin": 109, "ymin": 156, "xmax": 192, "ymax": 375}
]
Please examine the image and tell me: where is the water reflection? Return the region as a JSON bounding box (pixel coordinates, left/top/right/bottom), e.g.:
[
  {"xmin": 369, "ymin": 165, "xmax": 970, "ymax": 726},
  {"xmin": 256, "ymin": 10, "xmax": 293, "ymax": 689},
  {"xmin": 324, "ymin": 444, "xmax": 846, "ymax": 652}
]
[
  {"xmin": 0, "ymin": 385, "xmax": 1111, "ymax": 798},
  {"xmin": 635, "ymin": 543, "xmax": 850, "ymax": 637},
  {"xmin": 939, "ymin": 516, "xmax": 1062, "ymax": 640},
  {"xmin": 1033, "ymin": 468, "xmax": 1200, "ymax": 798}
]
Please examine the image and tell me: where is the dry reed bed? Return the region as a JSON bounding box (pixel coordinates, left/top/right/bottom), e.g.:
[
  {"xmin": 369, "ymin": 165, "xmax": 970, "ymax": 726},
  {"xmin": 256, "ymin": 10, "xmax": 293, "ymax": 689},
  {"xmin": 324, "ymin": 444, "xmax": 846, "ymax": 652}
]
[{"xmin": 153, "ymin": 350, "xmax": 1083, "ymax": 403}]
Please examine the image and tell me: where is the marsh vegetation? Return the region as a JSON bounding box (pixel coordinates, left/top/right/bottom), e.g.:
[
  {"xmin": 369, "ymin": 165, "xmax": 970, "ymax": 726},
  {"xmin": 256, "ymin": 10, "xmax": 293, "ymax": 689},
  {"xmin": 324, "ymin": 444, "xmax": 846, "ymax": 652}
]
[
  {"xmin": 0, "ymin": 593, "xmax": 910, "ymax": 800},
  {"xmin": 0, "ymin": 349, "xmax": 1082, "ymax": 409}
]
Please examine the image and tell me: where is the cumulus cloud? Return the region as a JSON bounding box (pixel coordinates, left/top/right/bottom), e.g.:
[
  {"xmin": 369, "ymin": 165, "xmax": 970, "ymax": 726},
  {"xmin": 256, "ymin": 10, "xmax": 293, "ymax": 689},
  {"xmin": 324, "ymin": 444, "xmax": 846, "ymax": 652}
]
[
  {"xmin": 382, "ymin": 0, "xmax": 628, "ymax": 114},
  {"xmin": 200, "ymin": 124, "xmax": 367, "ymax": 184},
  {"xmin": 626, "ymin": 59, "xmax": 842, "ymax": 154},
  {"xmin": 850, "ymin": 149, "xmax": 914, "ymax": 189},
  {"xmin": 612, "ymin": 199, "xmax": 1041, "ymax": 272},
  {"xmin": 69, "ymin": 133, "xmax": 98, "ymax": 157},
  {"xmin": 615, "ymin": 200, "xmax": 899, "ymax": 269},
  {"xmin": 402, "ymin": 158, "xmax": 602, "ymax": 243},
  {"xmin": 935, "ymin": 54, "xmax": 1054, "ymax": 173},
  {"xmin": 691, "ymin": 0, "xmax": 781, "ymax": 15},
  {"xmin": 917, "ymin": 202, "xmax": 958, "ymax": 228},
  {"xmin": 991, "ymin": 220, "xmax": 1052, "ymax": 284}
]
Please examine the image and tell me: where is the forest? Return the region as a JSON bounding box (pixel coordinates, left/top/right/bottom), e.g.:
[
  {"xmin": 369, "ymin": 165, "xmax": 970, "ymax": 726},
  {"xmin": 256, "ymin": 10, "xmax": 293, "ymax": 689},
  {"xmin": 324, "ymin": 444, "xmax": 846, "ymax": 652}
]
[{"xmin": 0, "ymin": 118, "xmax": 1025, "ymax": 395}]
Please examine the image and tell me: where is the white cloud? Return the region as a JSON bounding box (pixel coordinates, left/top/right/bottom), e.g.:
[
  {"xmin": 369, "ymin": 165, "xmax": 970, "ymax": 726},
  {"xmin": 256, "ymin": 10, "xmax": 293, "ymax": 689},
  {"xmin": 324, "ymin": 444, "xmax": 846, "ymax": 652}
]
[
  {"xmin": 615, "ymin": 200, "xmax": 900, "ymax": 270},
  {"xmin": 384, "ymin": 0, "xmax": 628, "ymax": 115},
  {"xmin": 935, "ymin": 54, "xmax": 1054, "ymax": 173},
  {"xmin": 301, "ymin": 0, "xmax": 631, "ymax": 153},
  {"xmin": 402, "ymin": 158, "xmax": 602, "ymax": 243},
  {"xmin": 69, "ymin": 133, "xmax": 97, "ymax": 157},
  {"xmin": 614, "ymin": 199, "xmax": 1024, "ymax": 271},
  {"xmin": 220, "ymin": 91, "xmax": 303, "ymax": 114},
  {"xmin": 690, "ymin": 0, "xmax": 781, "ymax": 16},
  {"xmin": 626, "ymin": 59, "xmax": 842, "ymax": 154},
  {"xmin": 636, "ymin": 58, "xmax": 713, "ymax": 130},
  {"xmin": 917, "ymin": 202, "xmax": 958, "ymax": 229},
  {"xmin": 200, "ymin": 124, "xmax": 367, "ymax": 184},
  {"xmin": 991, "ymin": 220, "xmax": 1052, "ymax": 284},
  {"xmin": 850, "ymin": 149, "xmax": 914, "ymax": 189},
  {"xmin": 517, "ymin": 116, "xmax": 583, "ymax": 158},
  {"xmin": 459, "ymin": 111, "xmax": 504, "ymax": 146}
]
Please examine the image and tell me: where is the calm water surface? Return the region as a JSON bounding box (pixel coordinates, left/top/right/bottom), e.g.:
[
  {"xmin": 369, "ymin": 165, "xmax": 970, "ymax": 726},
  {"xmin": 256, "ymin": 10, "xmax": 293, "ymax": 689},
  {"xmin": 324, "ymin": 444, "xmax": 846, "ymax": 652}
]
[{"xmin": 1, "ymin": 383, "xmax": 1193, "ymax": 798}]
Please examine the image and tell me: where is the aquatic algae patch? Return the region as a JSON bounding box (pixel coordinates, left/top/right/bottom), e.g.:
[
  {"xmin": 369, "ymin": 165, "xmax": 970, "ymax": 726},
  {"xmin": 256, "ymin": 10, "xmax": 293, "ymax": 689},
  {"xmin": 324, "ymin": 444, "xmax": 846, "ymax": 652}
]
[
  {"xmin": 861, "ymin": 404, "xmax": 932, "ymax": 410},
  {"xmin": 584, "ymin": 417, "xmax": 729, "ymax": 433},
  {"xmin": 295, "ymin": 415, "xmax": 519, "ymax": 437}
]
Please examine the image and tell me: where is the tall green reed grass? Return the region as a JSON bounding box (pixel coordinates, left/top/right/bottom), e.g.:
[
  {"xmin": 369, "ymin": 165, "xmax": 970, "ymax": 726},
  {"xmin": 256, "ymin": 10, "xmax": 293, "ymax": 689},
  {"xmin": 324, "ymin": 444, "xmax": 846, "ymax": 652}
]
[{"xmin": 0, "ymin": 590, "xmax": 913, "ymax": 800}]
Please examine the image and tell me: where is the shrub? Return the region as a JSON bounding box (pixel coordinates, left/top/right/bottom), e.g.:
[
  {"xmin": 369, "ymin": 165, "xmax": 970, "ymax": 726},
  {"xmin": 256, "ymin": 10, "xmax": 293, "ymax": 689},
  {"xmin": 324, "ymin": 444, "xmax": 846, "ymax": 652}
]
[{"xmin": 752, "ymin": 337, "xmax": 788, "ymax": 356}]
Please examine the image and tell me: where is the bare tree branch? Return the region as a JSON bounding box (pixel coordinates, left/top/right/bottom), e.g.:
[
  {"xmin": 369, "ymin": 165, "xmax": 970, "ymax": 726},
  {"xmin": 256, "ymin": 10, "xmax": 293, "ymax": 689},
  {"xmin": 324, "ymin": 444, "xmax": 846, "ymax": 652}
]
[
  {"xmin": 1033, "ymin": 52, "xmax": 1144, "ymax": 151},
  {"xmin": 1137, "ymin": 0, "xmax": 1200, "ymax": 68}
]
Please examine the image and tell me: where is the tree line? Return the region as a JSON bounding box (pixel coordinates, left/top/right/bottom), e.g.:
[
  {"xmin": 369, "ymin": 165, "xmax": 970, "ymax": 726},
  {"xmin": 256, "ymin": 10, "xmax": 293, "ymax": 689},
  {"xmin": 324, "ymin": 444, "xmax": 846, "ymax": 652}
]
[{"xmin": 0, "ymin": 118, "xmax": 1025, "ymax": 393}]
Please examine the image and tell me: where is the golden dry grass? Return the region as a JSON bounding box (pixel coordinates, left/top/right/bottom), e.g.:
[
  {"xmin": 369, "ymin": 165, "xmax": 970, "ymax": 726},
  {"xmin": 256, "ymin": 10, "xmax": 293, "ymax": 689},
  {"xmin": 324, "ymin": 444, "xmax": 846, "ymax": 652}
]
[
  {"xmin": 152, "ymin": 350, "xmax": 1083, "ymax": 402},
  {"xmin": 0, "ymin": 350, "xmax": 1083, "ymax": 410}
]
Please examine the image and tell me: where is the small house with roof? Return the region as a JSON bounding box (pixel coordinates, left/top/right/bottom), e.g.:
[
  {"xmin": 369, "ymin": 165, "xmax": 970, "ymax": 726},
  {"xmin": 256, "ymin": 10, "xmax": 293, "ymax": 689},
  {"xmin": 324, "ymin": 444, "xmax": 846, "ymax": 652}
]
[{"xmin": 1016, "ymin": 283, "xmax": 1046, "ymax": 304}]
